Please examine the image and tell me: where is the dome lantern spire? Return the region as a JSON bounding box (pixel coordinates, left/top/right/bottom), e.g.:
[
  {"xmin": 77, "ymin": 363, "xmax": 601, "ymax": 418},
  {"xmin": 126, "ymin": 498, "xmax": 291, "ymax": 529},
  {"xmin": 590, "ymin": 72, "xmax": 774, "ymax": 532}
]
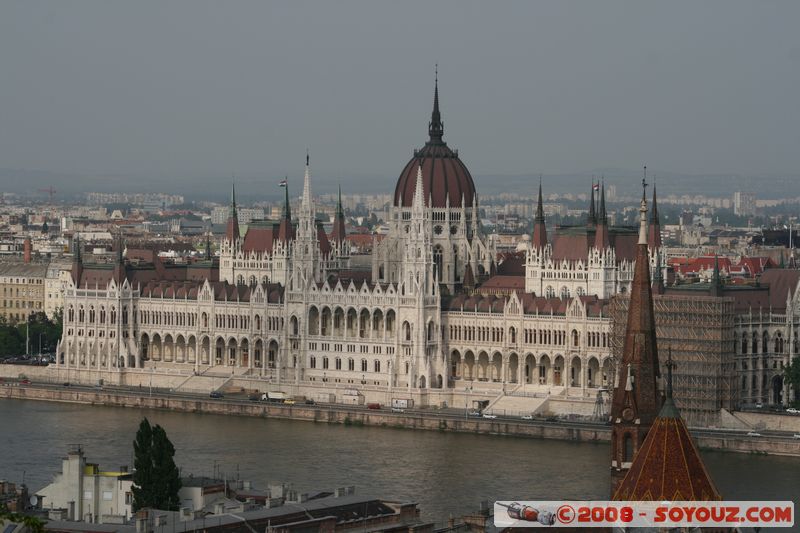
[{"xmin": 428, "ymin": 65, "xmax": 444, "ymax": 143}]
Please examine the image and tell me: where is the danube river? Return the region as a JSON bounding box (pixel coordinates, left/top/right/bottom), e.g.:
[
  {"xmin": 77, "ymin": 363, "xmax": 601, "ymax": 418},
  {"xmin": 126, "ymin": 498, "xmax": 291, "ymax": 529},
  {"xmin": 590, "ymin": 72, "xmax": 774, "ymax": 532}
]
[{"xmin": 2, "ymin": 399, "xmax": 799, "ymax": 525}]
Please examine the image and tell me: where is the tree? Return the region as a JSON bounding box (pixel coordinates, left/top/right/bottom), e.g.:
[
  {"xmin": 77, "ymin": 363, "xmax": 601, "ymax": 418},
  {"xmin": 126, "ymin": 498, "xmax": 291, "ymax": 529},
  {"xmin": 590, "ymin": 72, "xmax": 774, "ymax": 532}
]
[
  {"xmin": 132, "ymin": 418, "xmax": 182, "ymax": 511},
  {"xmin": 784, "ymin": 357, "xmax": 800, "ymax": 408}
]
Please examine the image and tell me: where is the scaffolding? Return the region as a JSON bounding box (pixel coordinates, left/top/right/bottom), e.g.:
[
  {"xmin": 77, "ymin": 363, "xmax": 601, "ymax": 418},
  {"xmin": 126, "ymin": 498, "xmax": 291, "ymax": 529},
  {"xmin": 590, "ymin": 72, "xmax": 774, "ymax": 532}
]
[{"xmin": 609, "ymin": 293, "xmax": 737, "ymax": 428}]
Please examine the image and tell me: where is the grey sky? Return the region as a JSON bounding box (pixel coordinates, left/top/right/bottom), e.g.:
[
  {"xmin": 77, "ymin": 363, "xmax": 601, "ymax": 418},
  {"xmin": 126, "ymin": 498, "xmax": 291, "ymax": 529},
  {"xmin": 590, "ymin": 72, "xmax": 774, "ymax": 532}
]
[{"xmin": 1, "ymin": 1, "xmax": 799, "ymax": 193}]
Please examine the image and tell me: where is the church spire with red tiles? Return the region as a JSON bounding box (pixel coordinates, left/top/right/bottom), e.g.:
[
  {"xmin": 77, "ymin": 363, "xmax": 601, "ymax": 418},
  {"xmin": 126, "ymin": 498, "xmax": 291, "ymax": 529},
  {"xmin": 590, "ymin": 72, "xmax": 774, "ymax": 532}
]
[
  {"xmin": 613, "ymin": 348, "xmax": 722, "ymax": 502},
  {"xmin": 609, "ymin": 173, "xmax": 662, "ymax": 494}
]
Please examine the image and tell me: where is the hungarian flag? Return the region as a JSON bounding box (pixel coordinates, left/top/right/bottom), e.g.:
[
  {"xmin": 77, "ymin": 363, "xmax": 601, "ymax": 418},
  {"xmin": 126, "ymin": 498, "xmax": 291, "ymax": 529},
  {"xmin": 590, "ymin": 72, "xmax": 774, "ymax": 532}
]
[
  {"xmin": 593, "ymin": 183, "xmax": 600, "ymax": 191},
  {"xmin": 279, "ymin": 179, "xmax": 287, "ymax": 187}
]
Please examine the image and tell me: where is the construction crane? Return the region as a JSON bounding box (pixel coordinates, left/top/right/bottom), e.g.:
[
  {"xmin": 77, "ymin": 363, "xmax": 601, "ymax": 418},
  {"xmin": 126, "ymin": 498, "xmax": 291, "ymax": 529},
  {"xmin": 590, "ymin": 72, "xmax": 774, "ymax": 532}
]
[{"xmin": 37, "ymin": 187, "xmax": 56, "ymax": 203}]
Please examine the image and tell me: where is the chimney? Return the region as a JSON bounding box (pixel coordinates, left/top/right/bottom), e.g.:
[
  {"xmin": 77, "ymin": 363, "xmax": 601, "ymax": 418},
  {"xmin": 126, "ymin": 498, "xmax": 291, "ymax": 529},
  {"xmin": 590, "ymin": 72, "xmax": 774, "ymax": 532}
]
[{"xmin": 23, "ymin": 238, "xmax": 32, "ymax": 263}]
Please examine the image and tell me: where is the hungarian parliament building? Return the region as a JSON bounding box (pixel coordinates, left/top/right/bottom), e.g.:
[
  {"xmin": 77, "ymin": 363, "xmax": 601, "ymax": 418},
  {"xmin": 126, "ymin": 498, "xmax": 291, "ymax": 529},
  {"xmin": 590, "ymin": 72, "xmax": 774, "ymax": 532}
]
[{"xmin": 56, "ymin": 79, "xmax": 798, "ymax": 423}]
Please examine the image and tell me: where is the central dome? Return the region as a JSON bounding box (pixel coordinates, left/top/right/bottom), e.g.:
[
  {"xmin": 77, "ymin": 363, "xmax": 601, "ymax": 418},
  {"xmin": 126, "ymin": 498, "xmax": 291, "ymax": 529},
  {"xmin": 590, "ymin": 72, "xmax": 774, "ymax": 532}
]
[{"xmin": 393, "ymin": 78, "xmax": 476, "ymax": 208}]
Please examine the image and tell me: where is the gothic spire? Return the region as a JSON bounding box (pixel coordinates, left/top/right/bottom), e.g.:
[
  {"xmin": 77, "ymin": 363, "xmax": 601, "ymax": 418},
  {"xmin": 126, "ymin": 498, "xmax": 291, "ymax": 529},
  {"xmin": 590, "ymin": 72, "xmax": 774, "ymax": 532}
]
[
  {"xmin": 648, "ymin": 177, "xmax": 662, "ymax": 247},
  {"xmin": 598, "ymin": 179, "xmax": 607, "ymax": 223},
  {"xmin": 331, "ymin": 184, "xmax": 347, "ymax": 244},
  {"xmin": 535, "ymin": 176, "xmax": 545, "ymax": 223},
  {"xmin": 594, "ymin": 181, "xmax": 610, "ymax": 250},
  {"xmin": 302, "ymin": 150, "xmax": 312, "ymax": 210},
  {"xmin": 532, "ymin": 176, "xmax": 548, "ymax": 249},
  {"xmin": 225, "ymin": 182, "xmax": 240, "ymax": 242},
  {"xmin": 277, "ymin": 179, "xmax": 294, "ymax": 243},
  {"xmin": 610, "ymin": 180, "xmax": 661, "ymax": 494},
  {"xmin": 281, "ymin": 178, "xmax": 291, "ymax": 219},
  {"xmin": 428, "ymin": 65, "xmax": 444, "ymax": 143},
  {"xmin": 587, "ymin": 180, "xmax": 597, "ymax": 226}
]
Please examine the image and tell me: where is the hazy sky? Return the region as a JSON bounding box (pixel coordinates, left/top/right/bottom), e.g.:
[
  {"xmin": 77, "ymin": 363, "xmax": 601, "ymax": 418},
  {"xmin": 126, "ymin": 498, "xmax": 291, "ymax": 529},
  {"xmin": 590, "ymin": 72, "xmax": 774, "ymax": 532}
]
[{"xmin": 2, "ymin": 1, "xmax": 799, "ymax": 190}]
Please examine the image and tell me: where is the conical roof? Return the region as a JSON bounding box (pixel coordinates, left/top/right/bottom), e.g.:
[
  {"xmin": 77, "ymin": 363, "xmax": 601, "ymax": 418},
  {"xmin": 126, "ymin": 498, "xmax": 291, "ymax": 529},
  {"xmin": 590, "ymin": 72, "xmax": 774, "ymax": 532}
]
[{"xmin": 613, "ymin": 351, "xmax": 721, "ymax": 502}]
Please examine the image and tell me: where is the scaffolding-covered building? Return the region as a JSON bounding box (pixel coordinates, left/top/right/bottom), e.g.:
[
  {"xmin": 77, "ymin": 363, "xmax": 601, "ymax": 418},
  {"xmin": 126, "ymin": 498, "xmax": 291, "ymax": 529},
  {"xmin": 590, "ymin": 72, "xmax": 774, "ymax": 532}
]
[{"xmin": 610, "ymin": 292, "xmax": 737, "ymax": 428}]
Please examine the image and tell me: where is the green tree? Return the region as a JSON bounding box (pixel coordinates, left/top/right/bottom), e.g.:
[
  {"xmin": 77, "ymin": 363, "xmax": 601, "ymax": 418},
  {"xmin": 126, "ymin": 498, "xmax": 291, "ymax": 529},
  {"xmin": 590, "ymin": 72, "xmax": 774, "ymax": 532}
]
[
  {"xmin": 132, "ymin": 418, "xmax": 182, "ymax": 511},
  {"xmin": 784, "ymin": 357, "xmax": 800, "ymax": 408}
]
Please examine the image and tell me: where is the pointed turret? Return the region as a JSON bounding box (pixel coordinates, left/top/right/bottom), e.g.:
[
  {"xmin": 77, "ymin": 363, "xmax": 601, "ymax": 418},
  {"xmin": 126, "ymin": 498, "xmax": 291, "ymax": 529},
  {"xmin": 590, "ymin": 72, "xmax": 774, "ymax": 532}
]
[
  {"xmin": 301, "ymin": 150, "xmax": 312, "ymax": 211},
  {"xmin": 277, "ymin": 181, "xmax": 294, "ymax": 243},
  {"xmin": 652, "ymin": 249, "xmax": 665, "ymax": 295},
  {"xmin": 587, "ymin": 181, "xmax": 597, "ymax": 226},
  {"xmin": 112, "ymin": 234, "xmax": 126, "ymax": 284},
  {"xmin": 71, "ymin": 236, "xmax": 83, "ymax": 286},
  {"xmin": 648, "ymin": 180, "xmax": 662, "ymax": 247},
  {"xmin": 462, "ymin": 262, "xmax": 475, "ymax": 291},
  {"xmin": 225, "ymin": 183, "xmax": 240, "ymax": 242},
  {"xmin": 412, "ymin": 164, "xmax": 425, "ymax": 212},
  {"xmin": 613, "ymin": 348, "xmax": 722, "ymax": 501},
  {"xmin": 428, "ymin": 65, "xmax": 444, "ymax": 144},
  {"xmin": 331, "ymin": 185, "xmax": 347, "ymax": 244},
  {"xmin": 532, "ymin": 177, "xmax": 548, "ymax": 249},
  {"xmin": 610, "ymin": 174, "xmax": 661, "ymax": 494},
  {"xmin": 710, "ymin": 254, "xmax": 723, "ymax": 297},
  {"xmin": 594, "ymin": 182, "xmax": 610, "ymax": 250}
]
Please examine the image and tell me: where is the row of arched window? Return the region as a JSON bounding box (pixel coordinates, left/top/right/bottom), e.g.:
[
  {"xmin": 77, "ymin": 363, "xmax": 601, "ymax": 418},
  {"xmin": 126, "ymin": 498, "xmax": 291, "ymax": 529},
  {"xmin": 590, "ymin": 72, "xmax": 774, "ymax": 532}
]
[
  {"xmin": 739, "ymin": 330, "xmax": 790, "ymax": 355},
  {"xmin": 309, "ymin": 356, "xmax": 384, "ymax": 373},
  {"xmin": 67, "ymin": 305, "xmax": 122, "ymax": 325}
]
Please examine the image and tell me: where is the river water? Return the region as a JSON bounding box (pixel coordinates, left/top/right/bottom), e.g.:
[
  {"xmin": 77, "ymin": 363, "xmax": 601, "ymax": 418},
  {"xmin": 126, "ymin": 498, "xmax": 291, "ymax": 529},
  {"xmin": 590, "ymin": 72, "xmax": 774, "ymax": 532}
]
[{"xmin": 1, "ymin": 399, "xmax": 799, "ymax": 526}]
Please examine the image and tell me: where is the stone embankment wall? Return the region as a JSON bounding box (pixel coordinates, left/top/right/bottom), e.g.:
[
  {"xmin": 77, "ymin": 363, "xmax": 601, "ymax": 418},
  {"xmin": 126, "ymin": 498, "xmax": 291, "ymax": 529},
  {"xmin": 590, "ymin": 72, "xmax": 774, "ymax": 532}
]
[{"xmin": 3, "ymin": 382, "xmax": 800, "ymax": 456}]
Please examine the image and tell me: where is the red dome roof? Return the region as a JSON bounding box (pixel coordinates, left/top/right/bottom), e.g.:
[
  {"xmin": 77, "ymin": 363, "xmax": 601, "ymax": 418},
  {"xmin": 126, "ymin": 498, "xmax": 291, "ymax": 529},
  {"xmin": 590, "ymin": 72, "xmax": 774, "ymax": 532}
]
[{"xmin": 393, "ymin": 77, "xmax": 476, "ymax": 208}]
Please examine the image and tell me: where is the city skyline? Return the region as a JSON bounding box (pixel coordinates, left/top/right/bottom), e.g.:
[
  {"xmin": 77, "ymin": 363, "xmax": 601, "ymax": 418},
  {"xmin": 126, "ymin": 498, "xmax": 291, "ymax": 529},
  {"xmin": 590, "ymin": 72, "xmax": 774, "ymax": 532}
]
[{"xmin": 2, "ymin": 1, "xmax": 800, "ymax": 194}]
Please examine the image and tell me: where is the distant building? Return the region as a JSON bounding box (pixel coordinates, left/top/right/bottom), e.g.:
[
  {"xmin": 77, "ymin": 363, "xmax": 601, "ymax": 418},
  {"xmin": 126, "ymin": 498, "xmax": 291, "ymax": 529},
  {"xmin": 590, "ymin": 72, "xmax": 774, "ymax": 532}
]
[
  {"xmin": 733, "ymin": 191, "xmax": 756, "ymax": 216},
  {"xmin": 0, "ymin": 262, "xmax": 47, "ymax": 323},
  {"xmin": 211, "ymin": 207, "xmax": 265, "ymax": 226}
]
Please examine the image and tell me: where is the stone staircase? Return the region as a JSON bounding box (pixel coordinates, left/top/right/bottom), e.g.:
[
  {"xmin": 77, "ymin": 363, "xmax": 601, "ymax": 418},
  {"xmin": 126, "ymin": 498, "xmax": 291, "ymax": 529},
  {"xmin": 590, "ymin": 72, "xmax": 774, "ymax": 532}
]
[{"xmin": 486, "ymin": 394, "xmax": 550, "ymax": 417}]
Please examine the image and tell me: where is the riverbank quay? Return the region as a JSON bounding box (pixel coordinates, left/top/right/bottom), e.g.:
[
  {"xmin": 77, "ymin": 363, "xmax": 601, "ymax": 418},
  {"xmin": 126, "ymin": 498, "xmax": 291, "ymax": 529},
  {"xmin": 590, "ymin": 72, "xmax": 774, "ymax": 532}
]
[{"xmin": 3, "ymin": 381, "xmax": 800, "ymax": 457}]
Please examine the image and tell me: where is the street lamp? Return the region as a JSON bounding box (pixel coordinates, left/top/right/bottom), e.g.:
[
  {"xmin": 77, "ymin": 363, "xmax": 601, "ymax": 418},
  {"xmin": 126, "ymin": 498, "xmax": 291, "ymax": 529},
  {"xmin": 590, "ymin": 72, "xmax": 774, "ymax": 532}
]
[{"xmin": 464, "ymin": 385, "xmax": 472, "ymax": 420}]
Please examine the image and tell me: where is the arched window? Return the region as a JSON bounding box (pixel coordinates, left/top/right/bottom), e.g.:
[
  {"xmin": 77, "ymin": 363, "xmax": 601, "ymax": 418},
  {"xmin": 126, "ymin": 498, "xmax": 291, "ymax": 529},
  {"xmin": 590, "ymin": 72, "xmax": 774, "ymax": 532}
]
[
  {"xmin": 775, "ymin": 332, "xmax": 784, "ymax": 354},
  {"xmin": 322, "ymin": 356, "xmax": 329, "ymax": 369},
  {"xmin": 762, "ymin": 331, "xmax": 769, "ymax": 353},
  {"xmin": 310, "ymin": 356, "xmax": 316, "ymax": 369},
  {"xmin": 752, "ymin": 332, "xmax": 758, "ymax": 354},
  {"xmin": 623, "ymin": 434, "xmax": 633, "ymax": 462},
  {"xmin": 361, "ymin": 359, "xmax": 368, "ymax": 372},
  {"xmin": 348, "ymin": 358, "xmax": 354, "ymax": 371},
  {"xmin": 374, "ymin": 360, "xmax": 381, "ymax": 373},
  {"xmin": 572, "ymin": 329, "xmax": 579, "ymax": 347},
  {"xmin": 509, "ymin": 327, "xmax": 516, "ymax": 344},
  {"xmin": 403, "ymin": 321, "xmax": 411, "ymax": 341},
  {"xmin": 335, "ymin": 357, "xmax": 342, "ymax": 370},
  {"xmin": 741, "ymin": 333, "xmax": 748, "ymax": 354}
]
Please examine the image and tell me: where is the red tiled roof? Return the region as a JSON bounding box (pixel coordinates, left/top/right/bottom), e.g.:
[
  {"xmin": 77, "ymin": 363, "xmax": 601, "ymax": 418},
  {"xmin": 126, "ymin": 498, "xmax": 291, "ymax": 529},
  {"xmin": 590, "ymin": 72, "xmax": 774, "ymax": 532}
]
[{"xmin": 613, "ymin": 399, "xmax": 721, "ymax": 502}]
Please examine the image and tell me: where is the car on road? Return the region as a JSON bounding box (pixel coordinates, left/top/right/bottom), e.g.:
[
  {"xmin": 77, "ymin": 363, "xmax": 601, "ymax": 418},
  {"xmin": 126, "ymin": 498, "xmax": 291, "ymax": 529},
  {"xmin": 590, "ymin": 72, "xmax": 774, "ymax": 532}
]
[
  {"xmin": 468, "ymin": 410, "xmax": 481, "ymax": 417},
  {"xmin": 482, "ymin": 413, "xmax": 497, "ymax": 419},
  {"xmin": 786, "ymin": 407, "xmax": 799, "ymax": 414},
  {"xmin": 521, "ymin": 414, "xmax": 533, "ymax": 420},
  {"xmin": 209, "ymin": 391, "xmax": 224, "ymax": 399},
  {"xmin": 391, "ymin": 407, "xmax": 405, "ymax": 413},
  {"xmin": 793, "ymin": 434, "xmax": 800, "ymax": 440},
  {"xmin": 304, "ymin": 399, "xmax": 316, "ymax": 405},
  {"xmin": 755, "ymin": 402, "xmax": 764, "ymax": 409},
  {"xmin": 746, "ymin": 431, "xmax": 762, "ymax": 437},
  {"xmin": 283, "ymin": 399, "xmax": 296, "ymax": 405},
  {"xmin": 63, "ymin": 382, "xmax": 70, "ymax": 387},
  {"xmin": 20, "ymin": 379, "xmax": 31, "ymax": 385},
  {"xmin": 248, "ymin": 393, "xmax": 260, "ymax": 402}
]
